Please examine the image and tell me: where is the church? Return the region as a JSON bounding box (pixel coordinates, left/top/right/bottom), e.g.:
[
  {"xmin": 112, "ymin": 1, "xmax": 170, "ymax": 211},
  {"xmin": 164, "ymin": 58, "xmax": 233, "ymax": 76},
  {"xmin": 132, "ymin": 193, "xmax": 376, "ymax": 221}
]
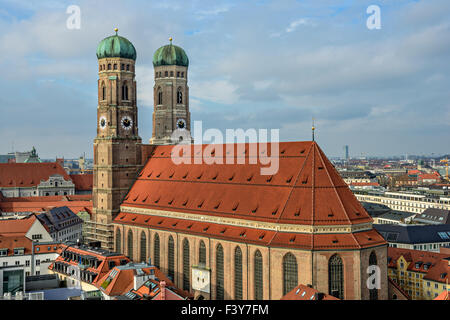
[{"xmin": 85, "ymin": 29, "xmax": 388, "ymax": 300}]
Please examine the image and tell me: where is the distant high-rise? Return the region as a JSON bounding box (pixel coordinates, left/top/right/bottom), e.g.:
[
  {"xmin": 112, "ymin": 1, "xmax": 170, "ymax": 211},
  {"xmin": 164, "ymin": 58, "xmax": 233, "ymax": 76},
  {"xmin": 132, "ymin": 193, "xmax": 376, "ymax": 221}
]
[{"xmin": 344, "ymin": 145, "xmax": 349, "ymax": 160}]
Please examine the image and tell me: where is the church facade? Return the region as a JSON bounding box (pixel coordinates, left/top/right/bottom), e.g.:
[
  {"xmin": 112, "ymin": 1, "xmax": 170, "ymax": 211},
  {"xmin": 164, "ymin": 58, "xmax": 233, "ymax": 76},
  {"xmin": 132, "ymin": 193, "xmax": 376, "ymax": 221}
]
[{"xmin": 89, "ymin": 30, "xmax": 388, "ymax": 300}]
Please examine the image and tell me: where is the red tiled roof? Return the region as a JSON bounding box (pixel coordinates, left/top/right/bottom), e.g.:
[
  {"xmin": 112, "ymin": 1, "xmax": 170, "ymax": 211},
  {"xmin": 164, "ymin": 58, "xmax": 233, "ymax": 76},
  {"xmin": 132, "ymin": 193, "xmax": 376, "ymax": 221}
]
[
  {"xmin": 388, "ymin": 247, "xmax": 450, "ymax": 283},
  {"xmin": 281, "ymin": 284, "xmax": 339, "ymax": 300},
  {"xmin": 434, "ymin": 290, "xmax": 450, "ymax": 300},
  {"xmin": 119, "ymin": 142, "xmax": 373, "ymax": 227},
  {"xmin": 350, "ymin": 182, "xmax": 380, "ymax": 186},
  {"xmin": 418, "ymin": 173, "xmax": 440, "ymax": 181},
  {"xmin": 0, "ymin": 214, "xmax": 37, "ymax": 234},
  {"xmin": 0, "ymin": 195, "xmax": 92, "ymax": 215},
  {"xmin": 0, "ymin": 162, "xmax": 71, "ymax": 187},
  {"xmin": 69, "ymin": 174, "xmax": 93, "ymax": 191},
  {"xmin": 114, "ymin": 212, "xmax": 386, "ymax": 250}
]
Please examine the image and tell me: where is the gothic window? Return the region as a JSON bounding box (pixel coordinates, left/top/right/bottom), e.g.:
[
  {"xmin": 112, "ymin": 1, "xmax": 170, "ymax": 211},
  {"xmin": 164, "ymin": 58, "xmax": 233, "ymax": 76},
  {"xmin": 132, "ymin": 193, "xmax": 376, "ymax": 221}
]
[
  {"xmin": 140, "ymin": 231, "xmax": 147, "ymax": 262},
  {"xmin": 181, "ymin": 72, "xmax": 184, "ymax": 78},
  {"xmin": 126, "ymin": 64, "xmax": 130, "ymax": 71},
  {"xmin": 183, "ymin": 239, "xmax": 190, "ymax": 291},
  {"xmin": 234, "ymin": 246, "xmax": 243, "ymax": 300},
  {"xmin": 113, "ymin": 64, "xmax": 117, "ymax": 70},
  {"xmin": 121, "ymin": 64, "xmax": 124, "ymax": 70},
  {"xmin": 168, "ymin": 236, "xmax": 175, "ymax": 281},
  {"xmin": 283, "ymin": 253, "xmax": 298, "ymax": 295},
  {"xmin": 216, "ymin": 244, "xmax": 224, "ymax": 300},
  {"xmin": 102, "ymin": 84, "xmax": 106, "ymax": 100},
  {"xmin": 369, "ymin": 251, "xmax": 378, "ymax": 300},
  {"xmin": 177, "ymin": 71, "xmax": 180, "ymax": 77},
  {"xmin": 108, "ymin": 64, "xmax": 111, "ymax": 70},
  {"xmin": 165, "ymin": 71, "xmax": 168, "ymax": 77},
  {"xmin": 254, "ymin": 250, "xmax": 263, "ymax": 300},
  {"xmin": 199, "ymin": 240, "xmax": 206, "ymax": 265},
  {"xmin": 122, "ymin": 82, "xmax": 129, "ymax": 101},
  {"xmin": 177, "ymin": 88, "xmax": 183, "ymax": 104},
  {"xmin": 116, "ymin": 229, "xmax": 121, "ymax": 253},
  {"xmin": 158, "ymin": 88, "xmax": 163, "ymax": 105},
  {"xmin": 127, "ymin": 230, "xmax": 133, "ymax": 260},
  {"xmin": 154, "ymin": 233, "xmax": 160, "ymax": 268},
  {"xmin": 329, "ymin": 254, "xmax": 344, "ymax": 299}
]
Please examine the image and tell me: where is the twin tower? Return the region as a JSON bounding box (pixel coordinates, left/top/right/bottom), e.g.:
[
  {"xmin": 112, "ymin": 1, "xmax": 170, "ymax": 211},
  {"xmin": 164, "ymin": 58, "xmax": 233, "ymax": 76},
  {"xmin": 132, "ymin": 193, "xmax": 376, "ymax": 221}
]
[{"xmin": 89, "ymin": 30, "xmax": 193, "ymax": 249}]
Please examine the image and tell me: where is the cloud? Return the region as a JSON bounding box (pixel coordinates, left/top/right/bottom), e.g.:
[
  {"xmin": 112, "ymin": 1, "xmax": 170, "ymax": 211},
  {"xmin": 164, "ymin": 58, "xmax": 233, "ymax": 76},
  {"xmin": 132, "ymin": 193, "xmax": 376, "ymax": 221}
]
[{"xmin": 286, "ymin": 18, "xmax": 309, "ymax": 32}]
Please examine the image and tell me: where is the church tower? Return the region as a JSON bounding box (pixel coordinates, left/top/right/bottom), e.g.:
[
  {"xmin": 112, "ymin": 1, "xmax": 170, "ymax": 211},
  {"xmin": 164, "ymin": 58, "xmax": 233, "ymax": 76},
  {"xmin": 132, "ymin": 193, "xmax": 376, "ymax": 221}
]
[
  {"xmin": 150, "ymin": 38, "xmax": 193, "ymax": 145},
  {"xmin": 89, "ymin": 29, "xmax": 142, "ymax": 250}
]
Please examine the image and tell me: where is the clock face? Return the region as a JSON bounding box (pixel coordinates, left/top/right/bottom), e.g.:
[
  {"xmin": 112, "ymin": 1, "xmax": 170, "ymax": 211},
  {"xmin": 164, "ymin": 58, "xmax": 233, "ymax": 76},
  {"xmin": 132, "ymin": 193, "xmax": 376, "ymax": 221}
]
[
  {"xmin": 99, "ymin": 116, "xmax": 107, "ymax": 130},
  {"xmin": 177, "ymin": 118, "xmax": 186, "ymax": 130},
  {"xmin": 121, "ymin": 116, "xmax": 133, "ymax": 130}
]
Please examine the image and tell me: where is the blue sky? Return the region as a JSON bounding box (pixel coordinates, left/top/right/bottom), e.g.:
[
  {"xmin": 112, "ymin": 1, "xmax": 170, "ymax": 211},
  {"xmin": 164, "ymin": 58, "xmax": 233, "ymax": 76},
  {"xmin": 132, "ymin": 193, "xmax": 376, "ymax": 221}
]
[{"xmin": 0, "ymin": 0, "xmax": 449, "ymax": 159}]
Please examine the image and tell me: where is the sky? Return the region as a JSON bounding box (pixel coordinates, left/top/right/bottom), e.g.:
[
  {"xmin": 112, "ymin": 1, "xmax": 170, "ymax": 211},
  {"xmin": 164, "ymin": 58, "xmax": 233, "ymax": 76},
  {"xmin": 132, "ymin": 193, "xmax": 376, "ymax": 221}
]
[{"xmin": 0, "ymin": 0, "xmax": 449, "ymax": 159}]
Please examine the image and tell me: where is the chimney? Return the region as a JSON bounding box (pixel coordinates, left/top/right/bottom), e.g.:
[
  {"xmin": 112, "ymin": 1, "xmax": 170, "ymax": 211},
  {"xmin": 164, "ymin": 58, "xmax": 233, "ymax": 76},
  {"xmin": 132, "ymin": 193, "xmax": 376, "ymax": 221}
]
[{"xmin": 160, "ymin": 281, "xmax": 166, "ymax": 300}]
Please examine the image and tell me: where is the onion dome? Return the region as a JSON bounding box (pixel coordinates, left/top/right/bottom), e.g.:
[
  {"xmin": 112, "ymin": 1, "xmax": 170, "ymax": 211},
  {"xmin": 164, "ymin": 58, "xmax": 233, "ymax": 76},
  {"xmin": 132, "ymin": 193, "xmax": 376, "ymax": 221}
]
[
  {"xmin": 153, "ymin": 37, "xmax": 189, "ymax": 67},
  {"xmin": 96, "ymin": 28, "xmax": 137, "ymax": 61}
]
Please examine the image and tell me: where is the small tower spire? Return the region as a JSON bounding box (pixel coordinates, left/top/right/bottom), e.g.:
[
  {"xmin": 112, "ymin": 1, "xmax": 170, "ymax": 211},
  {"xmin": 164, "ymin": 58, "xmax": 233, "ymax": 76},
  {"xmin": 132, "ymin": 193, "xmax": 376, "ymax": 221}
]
[
  {"xmin": 312, "ymin": 118, "xmax": 316, "ymax": 141},
  {"xmin": 114, "ymin": 28, "xmax": 118, "ymax": 35},
  {"xmin": 169, "ymin": 37, "xmax": 173, "ymax": 44}
]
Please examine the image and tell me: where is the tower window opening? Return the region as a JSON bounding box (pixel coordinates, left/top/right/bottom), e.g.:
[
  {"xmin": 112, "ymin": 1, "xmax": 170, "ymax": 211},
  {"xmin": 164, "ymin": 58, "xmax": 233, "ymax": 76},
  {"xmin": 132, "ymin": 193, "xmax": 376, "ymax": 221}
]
[
  {"xmin": 181, "ymin": 72, "xmax": 184, "ymax": 78},
  {"xmin": 165, "ymin": 71, "xmax": 168, "ymax": 77},
  {"xmin": 158, "ymin": 90, "xmax": 163, "ymax": 105},
  {"xmin": 177, "ymin": 71, "xmax": 180, "ymax": 77},
  {"xmin": 121, "ymin": 64, "xmax": 124, "ymax": 70},
  {"xmin": 170, "ymin": 71, "xmax": 174, "ymax": 77},
  {"xmin": 113, "ymin": 64, "xmax": 117, "ymax": 70},
  {"xmin": 102, "ymin": 85, "xmax": 106, "ymax": 100},
  {"xmin": 108, "ymin": 64, "xmax": 111, "ymax": 70},
  {"xmin": 122, "ymin": 83, "xmax": 129, "ymax": 101},
  {"xmin": 177, "ymin": 89, "xmax": 183, "ymax": 104}
]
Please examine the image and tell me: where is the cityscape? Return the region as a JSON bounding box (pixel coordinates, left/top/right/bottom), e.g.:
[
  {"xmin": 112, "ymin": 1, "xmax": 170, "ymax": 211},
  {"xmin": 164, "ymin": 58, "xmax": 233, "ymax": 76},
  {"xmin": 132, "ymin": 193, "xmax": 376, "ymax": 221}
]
[{"xmin": 0, "ymin": 0, "xmax": 449, "ymax": 310}]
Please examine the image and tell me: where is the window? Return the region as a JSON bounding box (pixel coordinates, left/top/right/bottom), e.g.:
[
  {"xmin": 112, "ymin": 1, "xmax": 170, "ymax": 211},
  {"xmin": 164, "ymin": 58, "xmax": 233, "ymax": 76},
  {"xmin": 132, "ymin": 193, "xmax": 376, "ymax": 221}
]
[
  {"xmin": 282, "ymin": 253, "xmax": 298, "ymax": 296},
  {"xmin": 36, "ymin": 259, "xmax": 40, "ymax": 266},
  {"xmin": 216, "ymin": 244, "xmax": 224, "ymax": 300},
  {"xmin": 158, "ymin": 89, "xmax": 163, "ymax": 105},
  {"xmin": 329, "ymin": 254, "xmax": 344, "ymax": 299},
  {"xmin": 126, "ymin": 64, "xmax": 130, "ymax": 71},
  {"xmin": 177, "ymin": 88, "xmax": 183, "ymax": 104},
  {"xmin": 108, "ymin": 64, "xmax": 111, "ymax": 70},
  {"xmin": 140, "ymin": 231, "xmax": 147, "ymax": 262},
  {"xmin": 181, "ymin": 72, "xmax": 184, "ymax": 78},
  {"xmin": 113, "ymin": 64, "xmax": 117, "ymax": 70},
  {"xmin": 234, "ymin": 246, "xmax": 243, "ymax": 300},
  {"xmin": 183, "ymin": 239, "xmax": 190, "ymax": 291},
  {"xmin": 369, "ymin": 252, "xmax": 378, "ymax": 300},
  {"xmin": 199, "ymin": 240, "xmax": 206, "ymax": 266},
  {"xmin": 25, "ymin": 260, "xmax": 30, "ymax": 267},
  {"xmin": 170, "ymin": 71, "xmax": 173, "ymax": 77},
  {"xmin": 254, "ymin": 250, "xmax": 263, "ymax": 300},
  {"xmin": 122, "ymin": 82, "xmax": 129, "ymax": 101},
  {"xmin": 165, "ymin": 71, "xmax": 168, "ymax": 77},
  {"xmin": 116, "ymin": 229, "xmax": 121, "ymax": 253},
  {"xmin": 154, "ymin": 233, "xmax": 160, "ymax": 268},
  {"xmin": 168, "ymin": 236, "xmax": 175, "ymax": 281},
  {"xmin": 121, "ymin": 64, "xmax": 124, "ymax": 70},
  {"xmin": 102, "ymin": 84, "xmax": 106, "ymax": 100},
  {"xmin": 127, "ymin": 230, "xmax": 133, "ymax": 260}
]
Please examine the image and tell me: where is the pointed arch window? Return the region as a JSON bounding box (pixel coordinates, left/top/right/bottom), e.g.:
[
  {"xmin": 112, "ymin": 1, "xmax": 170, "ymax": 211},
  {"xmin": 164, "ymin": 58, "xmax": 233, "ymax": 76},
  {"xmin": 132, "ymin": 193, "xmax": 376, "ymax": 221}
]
[
  {"xmin": 283, "ymin": 253, "xmax": 298, "ymax": 295},
  {"xmin": 199, "ymin": 240, "xmax": 206, "ymax": 266},
  {"xmin": 154, "ymin": 233, "xmax": 160, "ymax": 268},
  {"xmin": 168, "ymin": 236, "xmax": 175, "ymax": 281},
  {"xmin": 369, "ymin": 251, "xmax": 378, "ymax": 300},
  {"xmin": 140, "ymin": 231, "xmax": 147, "ymax": 262},
  {"xmin": 216, "ymin": 244, "xmax": 224, "ymax": 300},
  {"xmin": 122, "ymin": 82, "xmax": 129, "ymax": 101},
  {"xmin": 234, "ymin": 246, "xmax": 243, "ymax": 300},
  {"xmin": 183, "ymin": 239, "xmax": 190, "ymax": 291},
  {"xmin": 158, "ymin": 88, "xmax": 163, "ymax": 105},
  {"xmin": 115, "ymin": 228, "xmax": 121, "ymax": 254},
  {"xmin": 329, "ymin": 254, "xmax": 344, "ymax": 299},
  {"xmin": 102, "ymin": 84, "xmax": 106, "ymax": 101},
  {"xmin": 254, "ymin": 250, "xmax": 263, "ymax": 300},
  {"xmin": 127, "ymin": 230, "xmax": 133, "ymax": 260},
  {"xmin": 177, "ymin": 88, "xmax": 183, "ymax": 104}
]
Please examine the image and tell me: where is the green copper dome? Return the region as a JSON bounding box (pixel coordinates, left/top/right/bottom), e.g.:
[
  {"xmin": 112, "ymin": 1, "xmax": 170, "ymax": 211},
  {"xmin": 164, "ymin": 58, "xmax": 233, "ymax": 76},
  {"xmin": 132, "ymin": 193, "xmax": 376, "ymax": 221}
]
[
  {"xmin": 153, "ymin": 42, "xmax": 189, "ymax": 67},
  {"xmin": 96, "ymin": 31, "xmax": 136, "ymax": 61}
]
